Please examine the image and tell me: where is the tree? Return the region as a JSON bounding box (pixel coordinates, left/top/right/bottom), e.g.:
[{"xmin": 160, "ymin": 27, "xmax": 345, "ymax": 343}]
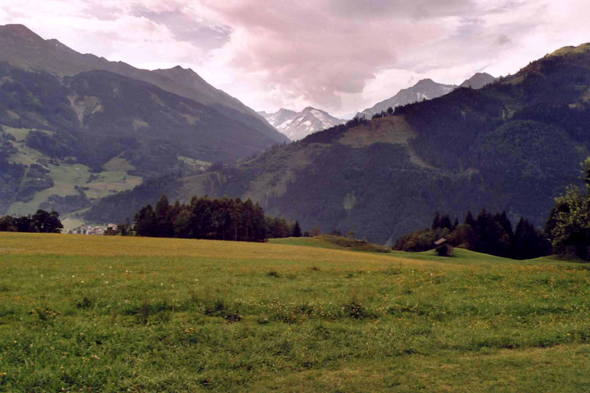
[
  {"xmin": 117, "ymin": 218, "xmax": 132, "ymax": 236},
  {"xmin": 0, "ymin": 216, "xmax": 16, "ymax": 232},
  {"xmin": 14, "ymin": 216, "xmax": 35, "ymax": 233},
  {"xmin": 547, "ymin": 158, "xmax": 590, "ymax": 260},
  {"xmin": 512, "ymin": 217, "xmax": 551, "ymax": 260},
  {"xmin": 292, "ymin": 221, "xmax": 302, "ymax": 237},
  {"xmin": 134, "ymin": 204, "xmax": 157, "ymax": 237},
  {"xmin": 440, "ymin": 214, "xmax": 452, "ymax": 230},
  {"xmin": 464, "ymin": 211, "xmax": 476, "ymax": 228},
  {"xmin": 32, "ymin": 210, "xmax": 63, "ymax": 233},
  {"xmin": 432, "ymin": 211, "xmax": 441, "ymax": 230},
  {"xmin": 154, "ymin": 195, "xmax": 174, "ymax": 237}
]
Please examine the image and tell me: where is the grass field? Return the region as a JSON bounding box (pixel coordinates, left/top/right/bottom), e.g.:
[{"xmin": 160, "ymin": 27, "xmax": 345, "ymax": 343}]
[{"xmin": 1, "ymin": 233, "xmax": 590, "ymax": 392}]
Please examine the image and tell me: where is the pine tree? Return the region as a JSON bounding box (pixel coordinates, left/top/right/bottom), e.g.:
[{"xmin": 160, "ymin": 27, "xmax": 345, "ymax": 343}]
[
  {"xmin": 292, "ymin": 221, "xmax": 302, "ymax": 237},
  {"xmin": 440, "ymin": 214, "xmax": 452, "ymax": 230},
  {"xmin": 464, "ymin": 211, "xmax": 476, "ymax": 228},
  {"xmin": 432, "ymin": 211, "xmax": 441, "ymax": 230}
]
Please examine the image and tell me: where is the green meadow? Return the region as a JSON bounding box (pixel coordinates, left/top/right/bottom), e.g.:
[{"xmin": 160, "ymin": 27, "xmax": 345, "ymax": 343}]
[{"xmin": 0, "ymin": 233, "xmax": 589, "ymax": 392}]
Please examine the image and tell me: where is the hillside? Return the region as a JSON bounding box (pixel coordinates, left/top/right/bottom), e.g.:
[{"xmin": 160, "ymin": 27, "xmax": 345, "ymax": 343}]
[
  {"xmin": 260, "ymin": 107, "xmax": 345, "ymax": 141},
  {"xmin": 90, "ymin": 43, "xmax": 590, "ymax": 244},
  {"xmin": 0, "ymin": 24, "xmax": 286, "ymax": 144},
  {"xmin": 0, "ymin": 62, "xmax": 285, "ymax": 216},
  {"xmin": 1, "ymin": 232, "xmax": 589, "ymax": 391}
]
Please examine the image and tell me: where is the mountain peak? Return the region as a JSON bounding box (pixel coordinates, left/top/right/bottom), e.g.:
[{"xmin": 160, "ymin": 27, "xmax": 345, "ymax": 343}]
[
  {"xmin": 263, "ymin": 107, "xmax": 344, "ymax": 141},
  {"xmin": 414, "ymin": 78, "xmax": 436, "ymax": 86},
  {"xmin": 164, "ymin": 65, "xmax": 198, "ymax": 75},
  {"xmin": 460, "ymin": 72, "xmax": 496, "ymax": 89},
  {"xmin": 0, "ymin": 24, "xmax": 45, "ymax": 42},
  {"xmin": 277, "ymin": 108, "xmax": 297, "ymax": 114}
]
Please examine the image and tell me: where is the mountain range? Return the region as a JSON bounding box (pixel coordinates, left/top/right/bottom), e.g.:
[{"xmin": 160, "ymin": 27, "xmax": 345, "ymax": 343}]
[
  {"xmin": 259, "ymin": 107, "xmax": 345, "ymax": 141},
  {"xmin": 357, "ymin": 73, "xmax": 496, "ymax": 118},
  {"xmin": 2, "ymin": 22, "xmax": 589, "ymax": 246},
  {"xmin": 87, "ymin": 43, "xmax": 590, "ymax": 245}
]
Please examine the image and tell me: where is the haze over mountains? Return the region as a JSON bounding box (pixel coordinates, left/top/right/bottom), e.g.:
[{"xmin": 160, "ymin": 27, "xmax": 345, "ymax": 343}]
[
  {"xmin": 358, "ymin": 73, "xmax": 496, "ymax": 118},
  {"xmin": 259, "ymin": 107, "xmax": 345, "ymax": 141}
]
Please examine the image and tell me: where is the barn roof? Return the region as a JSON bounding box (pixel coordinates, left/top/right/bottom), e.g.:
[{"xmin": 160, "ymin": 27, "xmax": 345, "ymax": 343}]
[{"xmin": 434, "ymin": 238, "xmax": 448, "ymax": 246}]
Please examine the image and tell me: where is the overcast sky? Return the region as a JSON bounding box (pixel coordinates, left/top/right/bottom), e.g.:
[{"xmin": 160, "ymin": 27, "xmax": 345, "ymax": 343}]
[{"xmin": 1, "ymin": 0, "xmax": 589, "ymax": 117}]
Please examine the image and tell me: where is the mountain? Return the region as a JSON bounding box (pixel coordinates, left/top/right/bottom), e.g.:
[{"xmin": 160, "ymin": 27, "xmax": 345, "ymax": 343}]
[
  {"xmin": 260, "ymin": 107, "xmax": 345, "ymax": 141},
  {"xmin": 88, "ymin": 43, "xmax": 590, "ymax": 245},
  {"xmin": 0, "ymin": 24, "xmax": 287, "ymax": 145},
  {"xmin": 358, "ymin": 79, "xmax": 456, "ymax": 118},
  {"xmin": 460, "ymin": 72, "xmax": 497, "ymax": 89},
  {"xmin": 0, "ymin": 24, "xmax": 294, "ymax": 217}
]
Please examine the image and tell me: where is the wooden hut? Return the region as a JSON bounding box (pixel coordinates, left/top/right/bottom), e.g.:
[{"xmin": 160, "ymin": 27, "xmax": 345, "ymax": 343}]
[{"xmin": 434, "ymin": 238, "xmax": 453, "ymax": 257}]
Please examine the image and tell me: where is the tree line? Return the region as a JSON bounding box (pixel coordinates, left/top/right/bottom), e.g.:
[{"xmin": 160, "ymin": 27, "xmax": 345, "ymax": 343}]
[
  {"xmin": 129, "ymin": 195, "xmax": 302, "ymax": 242},
  {"xmin": 394, "ymin": 210, "xmax": 551, "ymax": 260},
  {"xmin": 0, "ymin": 209, "xmax": 63, "ymax": 233},
  {"xmin": 395, "ymin": 158, "xmax": 590, "ymax": 261}
]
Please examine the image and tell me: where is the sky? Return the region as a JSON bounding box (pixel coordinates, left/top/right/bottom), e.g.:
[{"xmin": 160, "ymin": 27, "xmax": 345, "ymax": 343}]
[{"xmin": 1, "ymin": 0, "xmax": 589, "ymax": 118}]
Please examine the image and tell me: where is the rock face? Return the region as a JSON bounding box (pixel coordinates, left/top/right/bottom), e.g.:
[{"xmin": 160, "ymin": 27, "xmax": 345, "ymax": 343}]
[{"xmin": 260, "ymin": 107, "xmax": 345, "ymax": 141}]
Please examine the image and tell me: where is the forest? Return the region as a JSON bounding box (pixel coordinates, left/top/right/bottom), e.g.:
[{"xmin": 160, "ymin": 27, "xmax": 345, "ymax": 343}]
[
  {"xmin": 131, "ymin": 195, "xmax": 302, "ymax": 242},
  {"xmin": 396, "ymin": 158, "xmax": 590, "ymax": 261}
]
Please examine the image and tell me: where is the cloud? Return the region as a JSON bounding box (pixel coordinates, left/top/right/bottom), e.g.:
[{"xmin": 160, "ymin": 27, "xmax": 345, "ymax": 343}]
[{"xmin": 0, "ymin": 0, "xmax": 589, "ymax": 116}]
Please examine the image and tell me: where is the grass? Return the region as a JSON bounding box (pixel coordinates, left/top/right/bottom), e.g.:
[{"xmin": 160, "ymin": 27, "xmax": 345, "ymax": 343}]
[
  {"xmin": 271, "ymin": 235, "xmax": 392, "ymax": 253},
  {"xmin": 1, "ymin": 232, "xmax": 590, "ymax": 392},
  {"xmin": 61, "ymin": 218, "xmax": 85, "ymax": 233}
]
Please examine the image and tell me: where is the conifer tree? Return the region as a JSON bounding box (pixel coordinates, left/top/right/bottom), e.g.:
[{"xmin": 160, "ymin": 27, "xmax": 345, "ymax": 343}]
[
  {"xmin": 432, "ymin": 212, "xmax": 441, "ymax": 230},
  {"xmin": 292, "ymin": 221, "xmax": 302, "ymax": 237}
]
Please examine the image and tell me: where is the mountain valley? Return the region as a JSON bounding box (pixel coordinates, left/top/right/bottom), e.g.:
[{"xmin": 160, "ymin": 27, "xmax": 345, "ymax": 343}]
[{"xmin": 89, "ymin": 43, "xmax": 590, "ymax": 244}]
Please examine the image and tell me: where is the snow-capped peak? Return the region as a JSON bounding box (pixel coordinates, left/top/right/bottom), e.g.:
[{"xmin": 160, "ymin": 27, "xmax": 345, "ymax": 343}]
[{"xmin": 259, "ymin": 107, "xmax": 345, "ymax": 141}]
